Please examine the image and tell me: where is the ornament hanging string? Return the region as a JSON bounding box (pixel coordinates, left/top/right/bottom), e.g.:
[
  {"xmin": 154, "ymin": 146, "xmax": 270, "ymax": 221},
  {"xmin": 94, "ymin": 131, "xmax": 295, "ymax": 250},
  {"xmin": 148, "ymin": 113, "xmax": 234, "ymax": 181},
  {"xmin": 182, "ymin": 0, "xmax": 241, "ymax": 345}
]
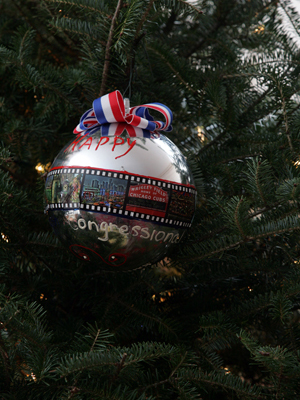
[{"xmin": 74, "ymin": 90, "xmax": 173, "ymax": 135}]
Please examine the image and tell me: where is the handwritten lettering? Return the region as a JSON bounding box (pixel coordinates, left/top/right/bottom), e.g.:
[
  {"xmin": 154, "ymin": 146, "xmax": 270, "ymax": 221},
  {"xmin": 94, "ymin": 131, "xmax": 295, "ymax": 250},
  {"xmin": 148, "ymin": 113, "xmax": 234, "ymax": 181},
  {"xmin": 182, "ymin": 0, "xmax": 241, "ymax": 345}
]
[
  {"xmin": 95, "ymin": 136, "xmax": 109, "ymax": 150},
  {"xmin": 112, "ymin": 136, "xmax": 125, "ymax": 151},
  {"xmin": 71, "ymin": 218, "xmax": 182, "ymax": 243},
  {"xmin": 115, "ymin": 138, "xmax": 136, "ymax": 159},
  {"xmin": 64, "ymin": 134, "xmax": 87, "ymax": 153},
  {"xmin": 79, "ymin": 137, "xmax": 93, "ymax": 150},
  {"xmin": 65, "ymin": 135, "xmax": 137, "ymax": 159}
]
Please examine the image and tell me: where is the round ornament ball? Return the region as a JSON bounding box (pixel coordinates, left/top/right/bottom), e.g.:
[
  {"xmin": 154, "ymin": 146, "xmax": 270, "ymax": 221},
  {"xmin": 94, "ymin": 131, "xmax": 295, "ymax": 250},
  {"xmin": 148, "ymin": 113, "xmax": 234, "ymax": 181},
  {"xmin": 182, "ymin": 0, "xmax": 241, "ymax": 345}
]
[{"xmin": 44, "ymin": 92, "xmax": 196, "ymax": 271}]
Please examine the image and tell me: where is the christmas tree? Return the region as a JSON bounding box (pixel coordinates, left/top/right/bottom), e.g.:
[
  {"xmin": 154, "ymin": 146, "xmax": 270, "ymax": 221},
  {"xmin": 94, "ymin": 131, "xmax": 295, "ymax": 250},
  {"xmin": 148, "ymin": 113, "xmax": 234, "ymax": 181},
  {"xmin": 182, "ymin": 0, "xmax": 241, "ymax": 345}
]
[{"xmin": 1, "ymin": 0, "xmax": 300, "ymax": 398}]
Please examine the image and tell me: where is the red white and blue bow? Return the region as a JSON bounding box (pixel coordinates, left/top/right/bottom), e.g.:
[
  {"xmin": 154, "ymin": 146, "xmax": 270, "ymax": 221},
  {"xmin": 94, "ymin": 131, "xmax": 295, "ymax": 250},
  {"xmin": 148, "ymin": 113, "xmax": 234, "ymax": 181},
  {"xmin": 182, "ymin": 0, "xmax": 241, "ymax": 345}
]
[{"xmin": 73, "ymin": 90, "xmax": 173, "ymax": 136}]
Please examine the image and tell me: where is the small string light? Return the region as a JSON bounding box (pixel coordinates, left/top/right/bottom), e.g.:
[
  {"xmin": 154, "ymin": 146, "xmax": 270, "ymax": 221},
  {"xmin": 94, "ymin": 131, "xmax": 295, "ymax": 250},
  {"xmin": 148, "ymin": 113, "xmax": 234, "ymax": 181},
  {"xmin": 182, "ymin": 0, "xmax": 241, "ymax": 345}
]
[
  {"xmin": 152, "ymin": 290, "xmax": 173, "ymax": 303},
  {"xmin": 196, "ymin": 126, "xmax": 205, "ymax": 142},
  {"xmin": 35, "ymin": 162, "xmax": 51, "ymax": 174},
  {"xmin": 30, "ymin": 373, "xmax": 37, "ymax": 382},
  {"xmin": 253, "ymin": 25, "xmax": 265, "ymax": 34},
  {"xmin": 1, "ymin": 233, "xmax": 9, "ymax": 243}
]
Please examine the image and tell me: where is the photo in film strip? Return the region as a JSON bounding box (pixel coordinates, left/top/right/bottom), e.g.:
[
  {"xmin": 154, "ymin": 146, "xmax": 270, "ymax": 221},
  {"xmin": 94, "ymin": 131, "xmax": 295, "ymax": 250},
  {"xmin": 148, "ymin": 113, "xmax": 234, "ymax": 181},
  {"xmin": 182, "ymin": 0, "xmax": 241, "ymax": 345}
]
[
  {"xmin": 81, "ymin": 173, "xmax": 127, "ymax": 210},
  {"xmin": 45, "ymin": 170, "xmax": 84, "ymax": 205},
  {"xmin": 45, "ymin": 167, "xmax": 196, "ymax": 226}
]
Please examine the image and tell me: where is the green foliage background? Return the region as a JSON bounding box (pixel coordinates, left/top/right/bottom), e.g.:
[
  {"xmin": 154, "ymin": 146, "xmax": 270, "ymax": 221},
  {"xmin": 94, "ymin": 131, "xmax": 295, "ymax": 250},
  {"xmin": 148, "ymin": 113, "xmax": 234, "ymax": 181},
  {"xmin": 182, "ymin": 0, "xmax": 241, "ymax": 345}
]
[{"xmin": 1, "ymin": 0, "xmax": 300, "ymax": 398}]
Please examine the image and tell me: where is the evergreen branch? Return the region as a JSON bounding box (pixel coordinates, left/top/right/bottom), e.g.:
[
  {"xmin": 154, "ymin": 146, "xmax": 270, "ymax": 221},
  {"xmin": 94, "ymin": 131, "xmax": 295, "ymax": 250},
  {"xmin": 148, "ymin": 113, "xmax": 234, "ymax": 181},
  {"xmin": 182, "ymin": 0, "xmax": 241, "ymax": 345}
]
[
  {"xmin": 0, "ymin": 305, "xmax": 50, "ymax": 349},
  {"xmin": 182, "ymin": 0, "xmax": 259, "ymax": 59},
  {"xmin": 107, "ymin": 296, "xmax": 179, "ymax": 339},
  {"xmin": 256, "ymin": 0, "xmax": 279, "ymax": 16},
  {"xmin": 0, "ymin": 163, "xmax": 23, "ymax": 182},
  {"xmin": 217, "ymin": 154, "xmax": 261, "ymax": 164},
  {"xmin": 268, "ymin": 73, "xmax": 293, "ymax": 152},
  {"xmin": 2, "ymin": 0, "xmax": 300, "ymax": 397},
  {"xmin": 247, "ymin": 202, "xmax": 281, "ymax": 219},
  {"xmin": 45, "ymin": 0, "xmax": 110, "ymax": 16},
  {"xmin": 120, "ymin": 343, "xmax": 177, "ymax": 366},
  {"xmin": 222, "ymin": 66, "xmax": 297, "ymax": 134},
  {"xmin": 184, "ymin": 371, "xmax": 264, "ymax": 399},
  {"xmin": 162, "ymin": 11, "xmax": 177, "ymax": 35},
  {"xmin": 0, "ymin": 309, "xmax": 21, "ymax": 331},
  {"xmin": 169, "ymin": 351, "xmax": 187, "ymax": 378},
  {"xmin": 250, "ymin": 225, "xmax": 300, "ymax": 241},
  {"xmin": 279, "ymin": 0, "xmax": 300, "ymax": 42},
  {"xmin": 0, "ymin": 53, "xmax": 83, "ymax": 112},
  {"xmin": 147, "ymin": 45, "xmax": 197, "ymax": 94},
  {"xmin": 197, "ymin": 128, "xmax": 228, "ymax": 154},
  {"xmin": 134, "ymin": 0, "xmax": 155, "ymax": 41},
  {"xmin": 56, "ymin": 354, "xmax": 117, "ymax": 378},
  {"xmin": 177, "ymin": 0, "xmax": 203, "ymax": 14},
  {"xmin": 238, "ymin": 86, "xmax": 274, "ymax": 125},
  {"xmin": 11, "ymin": 0, "xmax": 77, "ymax": 58},
  {"xmin": 18, "ymin": 28, "xmax": 34, "ymax": 65},
  {"xmin": 58, "ymin": 343, "xmax": 176, "ymax": 378},
  {"xmin": 96, "ymin": 279, "xmax": 150, "ymax": 323},
  {"xmin": 110, "ymin": 352, "xmax": 127, "ymax": 386},
  {"xmin": 144, "ymin": 368, "xmax": 263, "ymax": 399},
  {"xmin": 181, "ymin": 239, "xmax": 245, "ymax": 263},
  {"xmin": 230, "ymin": 284, "xmax": 300, "ymax": 322},
  {"xmin": 183, "ymin": 20, "xmax": 224, "ymax": 59},
  {"xmin": 89, "ymin": 328, "xmax": 101, "ymax": 355},
  {"xmin": 225, "ymin": 67, "xmax": 299, "ymax": 139},
  {"xmin": 188, "ymin": 227, "xmax": 227, "ymax": 245},
  {"xmin": 39, "ymin": 75, "xmax": 83, "ymax": 113},
  {"xmin": 181, "ymin": 223, "xmax": 300, "ymax": 263},
  {"xmin": 50, "ymin": 18, "xmax": 106, "ymax": 43},
  {"xmin": 163, "ymin": 196, "xmax": 294, "ymax": 253},
  {"xmin": 113, "ymin": 0, "xmax": 147, "ymax": 56},
  {"xmin": 0, "ymin": 334, "xmax": 11, "ymax": 389},
  {"xmin": 196, "ymin": 330, "xmax": 238, "ymax": 352},
  {"xmin": 255, "ymin": 162, "xmax": 268, "ymax": 206},
  {"xmin": 0, "ymin": 211, "xmax": 56, "ymax": 272},
  {"xmin": 142, "ymin": 351, "xmax": 188, "ymax": 393},
  {"xmin": 143, "ymin": 377, "xmax": 170, "ymax": 390},
  {"xmin": 234, "ymin": 198, "xmax": 247, "ymax": 239},
  {"xmin": 41, "ymin": 0, "xmax": 78, "ymax": 49},
  {"xmin": 195, "ymin": 347, "xmax": 223, "ymax": 371},
  {"xmin": 99, "ymin": 0, "xmax": 123, "ymax": 96}
]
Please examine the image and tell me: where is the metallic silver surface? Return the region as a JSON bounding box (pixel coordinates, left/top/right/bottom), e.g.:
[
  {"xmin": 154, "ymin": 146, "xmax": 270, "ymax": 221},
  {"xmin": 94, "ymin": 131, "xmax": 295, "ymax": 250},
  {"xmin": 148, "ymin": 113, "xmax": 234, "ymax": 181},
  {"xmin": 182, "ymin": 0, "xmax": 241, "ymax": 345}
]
[
  {"xmin": 49, "ymin": 210, "xmax": 185, "ymax": 272},
  {"xmin": 51, "ymin": 124, "xmax": 193, "ymax": 185},
  {"xmin": 45, "ymin": 124, "xmax": 196, "ymax": 271}
]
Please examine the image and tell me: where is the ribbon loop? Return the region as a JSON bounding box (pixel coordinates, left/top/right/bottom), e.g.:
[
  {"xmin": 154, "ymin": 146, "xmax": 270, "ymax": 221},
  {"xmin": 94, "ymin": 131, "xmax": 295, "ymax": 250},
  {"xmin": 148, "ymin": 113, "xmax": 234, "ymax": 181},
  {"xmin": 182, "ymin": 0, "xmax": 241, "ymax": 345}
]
[{"xmin": 74, "ymin": 90, "xmax": 173, "ymax": 135}]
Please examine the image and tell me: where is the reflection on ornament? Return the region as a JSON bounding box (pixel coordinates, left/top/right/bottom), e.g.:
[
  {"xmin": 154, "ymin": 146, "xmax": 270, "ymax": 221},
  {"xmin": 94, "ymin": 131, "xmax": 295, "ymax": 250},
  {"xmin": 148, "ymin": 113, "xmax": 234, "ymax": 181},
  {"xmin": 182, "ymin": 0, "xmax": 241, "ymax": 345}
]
[{"xmin": 44, "ymin": 92, "xmax": 196, "ymax": 271}]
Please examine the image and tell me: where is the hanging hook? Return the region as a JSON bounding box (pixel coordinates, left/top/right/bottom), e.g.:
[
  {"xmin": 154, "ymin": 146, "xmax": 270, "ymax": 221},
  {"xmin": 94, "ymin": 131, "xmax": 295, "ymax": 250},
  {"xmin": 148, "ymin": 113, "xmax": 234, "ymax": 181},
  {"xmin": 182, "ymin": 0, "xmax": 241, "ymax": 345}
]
[{"xmin": 124, "ymin": 98, "xmax": 130, "ymax": 115}]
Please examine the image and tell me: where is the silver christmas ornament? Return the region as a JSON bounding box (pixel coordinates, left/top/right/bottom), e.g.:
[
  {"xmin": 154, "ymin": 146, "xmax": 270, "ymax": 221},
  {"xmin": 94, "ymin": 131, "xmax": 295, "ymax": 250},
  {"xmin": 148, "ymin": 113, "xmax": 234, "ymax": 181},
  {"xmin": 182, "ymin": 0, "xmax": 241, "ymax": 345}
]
[{"xmin": 44, "ymin": 93, "xmax": 196, "ymax": 271}]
